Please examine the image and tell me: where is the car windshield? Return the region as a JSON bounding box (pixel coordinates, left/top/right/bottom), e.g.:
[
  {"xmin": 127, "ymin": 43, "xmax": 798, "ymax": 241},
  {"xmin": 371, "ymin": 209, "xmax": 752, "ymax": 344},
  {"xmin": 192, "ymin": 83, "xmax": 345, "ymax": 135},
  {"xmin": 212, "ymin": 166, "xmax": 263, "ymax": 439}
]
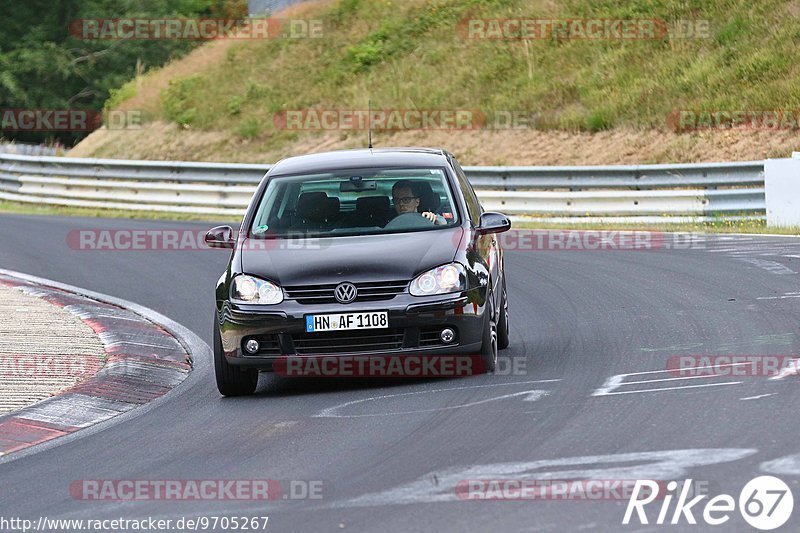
[{"xmin": 249, "ymin": 167, "xmax": 460, "ymax": 238}]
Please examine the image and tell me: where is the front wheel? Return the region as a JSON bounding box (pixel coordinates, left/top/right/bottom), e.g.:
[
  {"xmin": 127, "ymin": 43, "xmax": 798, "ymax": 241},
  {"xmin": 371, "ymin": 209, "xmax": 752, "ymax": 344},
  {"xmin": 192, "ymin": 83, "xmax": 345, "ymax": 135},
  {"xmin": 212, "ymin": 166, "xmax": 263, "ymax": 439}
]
[
  {"xmin": 497, "ymin": 283, "xmax": 510, "ymax": 350},
  {"xmin": 214, "ymin": 314, "xmax": 258, "ymax": 396},
  {"xmin": 479, "ymin": 296, "xmax": 498, "ymax": 373}
]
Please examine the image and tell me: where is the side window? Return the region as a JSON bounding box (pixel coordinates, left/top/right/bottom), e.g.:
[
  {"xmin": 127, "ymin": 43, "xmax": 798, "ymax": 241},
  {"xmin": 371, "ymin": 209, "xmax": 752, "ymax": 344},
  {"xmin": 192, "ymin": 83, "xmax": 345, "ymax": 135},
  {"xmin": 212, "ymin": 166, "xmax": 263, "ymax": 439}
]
[{"xmin": 452, "ymin": 158, "xmax": 481, "ymax": 225}]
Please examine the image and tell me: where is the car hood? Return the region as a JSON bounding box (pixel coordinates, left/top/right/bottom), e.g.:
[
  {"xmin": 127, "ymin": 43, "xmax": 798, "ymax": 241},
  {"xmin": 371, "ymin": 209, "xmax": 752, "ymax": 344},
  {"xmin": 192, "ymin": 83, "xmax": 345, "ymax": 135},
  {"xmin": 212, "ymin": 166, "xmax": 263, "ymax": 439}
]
[{"xmin": 240, "ymin": 227, "xmax": 463, "ymax": 285}]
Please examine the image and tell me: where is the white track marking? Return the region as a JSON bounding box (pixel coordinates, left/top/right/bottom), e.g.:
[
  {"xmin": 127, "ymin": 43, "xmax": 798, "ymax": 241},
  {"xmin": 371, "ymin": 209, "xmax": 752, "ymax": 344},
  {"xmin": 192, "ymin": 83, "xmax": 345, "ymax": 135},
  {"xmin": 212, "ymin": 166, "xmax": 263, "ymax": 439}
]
[
  {"xmin": 592, "ymin": 363, "xmax": 751, "ymax": 396},
  {"xmin": 768, "ymin": 358, "xmax": 800, "ymax": 380},
  {"xmin": 316, "ymin": 390, "xmax": 549, "ymax": 418},
  {"xmin": 622, "ymin": 374, "xmax": 732, "ymax": 385},
  {"xmin": 756, "ymin": 292, "xmax": 800, "ymax": 300},
  {"xmin": 735, "ymin": 257, "xmax": 796, "ymax": 275},
  {"xmin": 596, "ymin": 382, "xmax": 741, "ymax": 396},
  {"xmin": 598, "ymin": 361, "xmax": 750, "ymax": 380},
  {"xmin": 761, "ymin": 453, "xmax": 800, "ymax": 475},
  {"xmin": 740, "ymin": 393, "xmax": 777, "ymax": 401},
  {"xmin": 315, "ymin": 380, "xmax": 560, "ymax": 418},
  {"xmin": 331, "ymin": 448, "xmax": 757, "ymax": 508},
  {"xmin": 593, "ymin": 374, "xmax": 625, "ymax": 396}
]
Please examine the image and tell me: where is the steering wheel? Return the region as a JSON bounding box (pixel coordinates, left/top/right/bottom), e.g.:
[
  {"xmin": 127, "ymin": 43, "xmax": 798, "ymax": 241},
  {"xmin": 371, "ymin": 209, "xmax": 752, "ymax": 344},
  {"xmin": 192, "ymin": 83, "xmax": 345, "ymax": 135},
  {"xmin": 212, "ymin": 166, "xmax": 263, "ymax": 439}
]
[{"xmin": 383, "ymin": 212, "xmax": 435, "ymax": 230}]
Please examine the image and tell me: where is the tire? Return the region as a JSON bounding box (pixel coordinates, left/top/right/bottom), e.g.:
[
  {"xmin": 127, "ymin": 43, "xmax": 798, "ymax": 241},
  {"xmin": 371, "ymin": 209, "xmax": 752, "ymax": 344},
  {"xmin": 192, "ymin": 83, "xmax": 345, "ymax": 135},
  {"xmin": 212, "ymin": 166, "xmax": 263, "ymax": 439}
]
[
  {"xmin": 479, "ymin": 294, "xmax": 498, "ymax": 373},
  {"xmin": 497, "ymin": 282, "xmax": 510, "ymax": 350},
  {"xmin": 214, "ymin": 314, "xmax": 258, "ymax": 396}
]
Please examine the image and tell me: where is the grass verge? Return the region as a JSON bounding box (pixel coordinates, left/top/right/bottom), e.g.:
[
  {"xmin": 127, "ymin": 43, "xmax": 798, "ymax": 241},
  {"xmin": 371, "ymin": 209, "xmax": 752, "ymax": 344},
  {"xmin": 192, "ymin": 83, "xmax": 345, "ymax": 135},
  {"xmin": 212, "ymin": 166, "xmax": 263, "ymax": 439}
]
[
  {"xmin": 513, "ymin": 219, "xmax": 800, "ymax": 235},
  {"xmin": 0, "ymin": 200, "xmax": 239, "ymax": 225}
]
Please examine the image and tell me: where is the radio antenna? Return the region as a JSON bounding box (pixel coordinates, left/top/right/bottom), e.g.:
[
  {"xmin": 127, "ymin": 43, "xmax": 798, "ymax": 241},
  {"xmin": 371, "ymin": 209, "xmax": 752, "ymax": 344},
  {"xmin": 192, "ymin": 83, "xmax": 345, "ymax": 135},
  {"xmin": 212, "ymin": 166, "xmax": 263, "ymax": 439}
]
[{"xmin": 368, "ymin": 99, "xmax": 373, "ymax": 149}]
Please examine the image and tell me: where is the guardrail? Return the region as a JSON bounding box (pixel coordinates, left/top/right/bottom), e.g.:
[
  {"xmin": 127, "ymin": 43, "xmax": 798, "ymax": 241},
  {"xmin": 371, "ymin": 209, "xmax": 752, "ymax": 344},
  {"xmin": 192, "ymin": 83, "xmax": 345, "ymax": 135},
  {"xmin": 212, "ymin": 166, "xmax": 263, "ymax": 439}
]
[
  {"xmin": 0, "ymin": 153, "xmax": 766, "ymax": 221},
  {"xmin": 0, "ymin": 143, "xmax": 64, "ymax": 157}
]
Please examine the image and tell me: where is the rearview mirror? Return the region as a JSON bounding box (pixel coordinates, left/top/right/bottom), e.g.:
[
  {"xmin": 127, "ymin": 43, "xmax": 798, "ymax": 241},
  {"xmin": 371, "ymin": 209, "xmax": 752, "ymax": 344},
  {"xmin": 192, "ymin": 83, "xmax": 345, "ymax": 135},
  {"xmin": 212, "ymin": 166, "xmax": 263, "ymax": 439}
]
[
  {"xmin": 476, "ymin": 212, "xmax": 511, "ymax": 235},
  {"xmin": 204, "ymin": 225, "xmax": 235, "ymax": 249},
  {"xmin": 341, "ymin": 179, "xmax": 377, "ymax": 192}
]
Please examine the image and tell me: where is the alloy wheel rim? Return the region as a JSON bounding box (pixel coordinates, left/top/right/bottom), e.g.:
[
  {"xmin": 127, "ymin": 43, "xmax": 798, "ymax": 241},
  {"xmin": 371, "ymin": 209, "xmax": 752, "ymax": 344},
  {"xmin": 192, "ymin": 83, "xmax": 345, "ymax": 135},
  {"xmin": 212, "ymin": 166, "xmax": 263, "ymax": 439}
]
[
  {"xmin": 503, "ymin": 291, "xmax": 510, "ymax": 337},
  {"xmin": 490, "ymin": 321, "xmax": 498, "ymax": 366},
  {"xmin": 488, "ymin": 295, "xmax": 498, "ymax": 367}
]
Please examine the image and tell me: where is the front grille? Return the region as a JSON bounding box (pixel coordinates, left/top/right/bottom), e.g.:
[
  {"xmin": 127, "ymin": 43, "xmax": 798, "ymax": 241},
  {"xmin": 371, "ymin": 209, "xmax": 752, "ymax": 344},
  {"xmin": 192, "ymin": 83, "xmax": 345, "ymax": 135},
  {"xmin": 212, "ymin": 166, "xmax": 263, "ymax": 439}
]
[
  {"xmin": 291, "ymin": 328, "xmax": 405, "ymax": 354},
  {"xmin": 284, "ymin": 280, "xmax": 408, "ymax": 305}
]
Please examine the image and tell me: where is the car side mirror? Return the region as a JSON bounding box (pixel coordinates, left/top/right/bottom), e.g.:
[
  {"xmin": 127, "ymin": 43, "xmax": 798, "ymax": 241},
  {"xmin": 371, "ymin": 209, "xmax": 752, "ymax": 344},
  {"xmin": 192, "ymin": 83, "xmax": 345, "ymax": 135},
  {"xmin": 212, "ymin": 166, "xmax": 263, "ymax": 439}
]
[
  {"xmin": 204, "ymin": 225, "xmax": 235, "ymax": 249},
  {"xmin": 476, "ymin": 212, "xmax": 511, "ymax": 235}
]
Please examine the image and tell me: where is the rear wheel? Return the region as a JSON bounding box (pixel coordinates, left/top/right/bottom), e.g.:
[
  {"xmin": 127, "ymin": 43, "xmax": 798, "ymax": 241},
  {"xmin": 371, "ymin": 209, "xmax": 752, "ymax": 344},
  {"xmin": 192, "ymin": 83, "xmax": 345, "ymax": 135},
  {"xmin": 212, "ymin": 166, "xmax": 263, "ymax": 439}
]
[
  {"xmin": 497, "ymin": 282, "xmax": 510, "ymax": 350},
  {"xmin": 214, "ymin": 314, "xmax": 258, "ymax": 396},
  {"xmin": 479, "ymin": 295, "xmax": 498, "ymax": 373}
]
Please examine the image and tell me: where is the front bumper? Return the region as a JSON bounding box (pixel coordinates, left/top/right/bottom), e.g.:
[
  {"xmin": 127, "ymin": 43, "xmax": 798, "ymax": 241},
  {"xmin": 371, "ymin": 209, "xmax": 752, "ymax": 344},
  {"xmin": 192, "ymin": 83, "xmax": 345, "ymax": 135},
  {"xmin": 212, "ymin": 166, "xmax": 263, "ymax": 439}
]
[{"xmin": 217, "ymin": 288, "xmax": 487, "ymax": 369}]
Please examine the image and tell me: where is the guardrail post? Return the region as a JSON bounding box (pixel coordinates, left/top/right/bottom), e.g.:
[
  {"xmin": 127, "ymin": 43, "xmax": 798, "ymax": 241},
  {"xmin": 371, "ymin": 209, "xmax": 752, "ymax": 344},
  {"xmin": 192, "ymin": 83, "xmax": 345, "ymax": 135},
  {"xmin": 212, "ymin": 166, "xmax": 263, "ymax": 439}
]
[
  {"xmin": 765, "ymin": 157, "xmax": 800, "ymax": 227},
  {"xmin": 502, "ymin": 172, "xmax": 512, "ymax": 192},
  {"xmin": 704, "ymin": 171, "xmax": 717, "ymax": 190}
]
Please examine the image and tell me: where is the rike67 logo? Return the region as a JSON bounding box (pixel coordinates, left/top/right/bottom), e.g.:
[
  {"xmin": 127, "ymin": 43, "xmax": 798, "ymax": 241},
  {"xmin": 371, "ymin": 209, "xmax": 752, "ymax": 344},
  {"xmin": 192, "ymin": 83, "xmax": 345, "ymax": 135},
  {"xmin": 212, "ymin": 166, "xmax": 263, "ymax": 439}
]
[{"xmin": 623, "ymin": 476, "xmax": 793, "ymax": 530}]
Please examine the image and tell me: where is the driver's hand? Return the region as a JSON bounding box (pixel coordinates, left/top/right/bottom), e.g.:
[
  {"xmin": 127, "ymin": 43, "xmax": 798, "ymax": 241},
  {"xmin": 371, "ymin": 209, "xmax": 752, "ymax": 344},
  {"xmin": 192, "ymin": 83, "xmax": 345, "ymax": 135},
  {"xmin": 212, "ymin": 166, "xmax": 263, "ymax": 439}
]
[{"xmin": 421, "ymin": 211, "xmax": 444, "ymax": 225}]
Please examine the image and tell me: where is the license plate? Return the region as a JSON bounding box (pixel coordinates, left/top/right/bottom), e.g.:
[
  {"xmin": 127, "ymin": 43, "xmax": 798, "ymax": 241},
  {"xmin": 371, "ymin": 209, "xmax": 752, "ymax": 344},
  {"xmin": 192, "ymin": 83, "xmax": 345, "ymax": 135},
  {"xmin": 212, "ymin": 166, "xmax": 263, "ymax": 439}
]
[{"xmin": 305, "ymin": 311, "xmax": 388, "ymax": 333}]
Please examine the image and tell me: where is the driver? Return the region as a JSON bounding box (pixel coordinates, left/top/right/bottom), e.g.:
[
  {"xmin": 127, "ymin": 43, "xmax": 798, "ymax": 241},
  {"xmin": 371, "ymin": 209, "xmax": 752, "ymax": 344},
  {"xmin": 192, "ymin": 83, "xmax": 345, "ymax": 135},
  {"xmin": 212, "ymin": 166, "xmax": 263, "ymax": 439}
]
[{"xmin": 390, "ymin": 180, "xmax": 445, "ymax": 225}]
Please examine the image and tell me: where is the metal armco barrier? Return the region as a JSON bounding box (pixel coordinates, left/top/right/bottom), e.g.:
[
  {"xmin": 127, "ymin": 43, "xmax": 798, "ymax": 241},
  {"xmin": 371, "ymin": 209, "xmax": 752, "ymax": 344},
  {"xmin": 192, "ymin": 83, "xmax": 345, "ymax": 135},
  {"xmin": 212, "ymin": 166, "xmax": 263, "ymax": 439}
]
[
  {"xmin": 0, "ymin": 143, "xmax": 63, "ymax": 157},
  {"xmin": 0, "ymin": 154, "xmax": 766, "ymax": 221}
]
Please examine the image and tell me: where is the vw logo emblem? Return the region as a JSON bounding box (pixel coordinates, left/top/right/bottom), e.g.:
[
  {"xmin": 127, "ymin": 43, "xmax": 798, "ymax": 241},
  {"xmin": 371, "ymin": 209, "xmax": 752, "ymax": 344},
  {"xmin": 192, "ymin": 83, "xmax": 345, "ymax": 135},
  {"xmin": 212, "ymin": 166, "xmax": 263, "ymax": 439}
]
[{"xmin": 334, "ymin": 282, "xmax": 357, "ymax": 304}]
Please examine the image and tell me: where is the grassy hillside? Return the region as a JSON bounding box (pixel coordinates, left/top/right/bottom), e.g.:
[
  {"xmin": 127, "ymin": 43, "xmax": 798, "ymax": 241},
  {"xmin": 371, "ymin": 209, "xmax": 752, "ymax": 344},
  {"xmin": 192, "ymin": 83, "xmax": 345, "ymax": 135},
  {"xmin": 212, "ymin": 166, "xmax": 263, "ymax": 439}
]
[{"xmin": 71, "ymin": 0, "xmax": 800, "ymax": 164}]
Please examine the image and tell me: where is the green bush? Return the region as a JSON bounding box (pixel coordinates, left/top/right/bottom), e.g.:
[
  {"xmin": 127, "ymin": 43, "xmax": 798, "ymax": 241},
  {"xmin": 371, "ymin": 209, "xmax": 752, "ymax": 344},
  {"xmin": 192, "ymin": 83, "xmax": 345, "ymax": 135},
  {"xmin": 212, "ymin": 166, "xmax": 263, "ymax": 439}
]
[
  {"xmin": 237, "ymin": 117, "xmax": 261, "ymax": 138},
  {"xmin": 162, "ymin": 76, "xmax": 202, "ymax": 126}
]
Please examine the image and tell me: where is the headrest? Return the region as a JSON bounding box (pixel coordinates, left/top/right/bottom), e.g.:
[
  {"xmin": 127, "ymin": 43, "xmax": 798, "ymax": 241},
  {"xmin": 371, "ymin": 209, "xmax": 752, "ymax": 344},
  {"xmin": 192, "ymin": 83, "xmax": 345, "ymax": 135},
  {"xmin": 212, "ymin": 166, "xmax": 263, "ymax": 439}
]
[
  {"xmin": 327, "ymin": 196, "xmax": 340, "ymax": 214},
  {"xmin": 412, "ymin": 181, "xmax": 440, "ymax": 213},
  {"xmin": 296, "ymin": 192, "xmax": 332, "ymax": 221},
  {"xmin": 356, "ymin": 195, "xmax": 390, "ymax": 214}
]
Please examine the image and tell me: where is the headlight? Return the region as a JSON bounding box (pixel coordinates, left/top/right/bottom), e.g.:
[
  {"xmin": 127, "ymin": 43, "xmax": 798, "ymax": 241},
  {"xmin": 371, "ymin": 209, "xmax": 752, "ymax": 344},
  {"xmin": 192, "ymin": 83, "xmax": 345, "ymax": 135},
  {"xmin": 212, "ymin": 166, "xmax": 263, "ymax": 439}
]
[
  {"xmin": 410, "ymin": 263, "xmax": 467, "ymax": 296},
  {"xmin": 231, "ymin": 275, "xmax": 283, "ymax": 305}
]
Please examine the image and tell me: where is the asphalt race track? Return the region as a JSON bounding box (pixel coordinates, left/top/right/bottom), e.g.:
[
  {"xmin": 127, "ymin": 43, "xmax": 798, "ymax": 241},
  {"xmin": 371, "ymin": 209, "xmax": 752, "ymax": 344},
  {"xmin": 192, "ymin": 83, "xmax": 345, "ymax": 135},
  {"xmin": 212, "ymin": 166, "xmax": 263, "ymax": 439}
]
[{"xmin": 2, "ymin": 213, "xmax": 800, "ymax": 532}]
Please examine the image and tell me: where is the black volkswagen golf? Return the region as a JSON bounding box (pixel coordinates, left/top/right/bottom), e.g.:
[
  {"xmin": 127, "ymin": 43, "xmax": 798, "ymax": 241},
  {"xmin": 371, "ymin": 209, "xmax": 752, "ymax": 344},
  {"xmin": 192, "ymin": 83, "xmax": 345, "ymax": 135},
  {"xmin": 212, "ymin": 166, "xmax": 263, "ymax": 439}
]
[{"xmin": 206, "ymin": 148, "xmax": 511, "ymax": 396}]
